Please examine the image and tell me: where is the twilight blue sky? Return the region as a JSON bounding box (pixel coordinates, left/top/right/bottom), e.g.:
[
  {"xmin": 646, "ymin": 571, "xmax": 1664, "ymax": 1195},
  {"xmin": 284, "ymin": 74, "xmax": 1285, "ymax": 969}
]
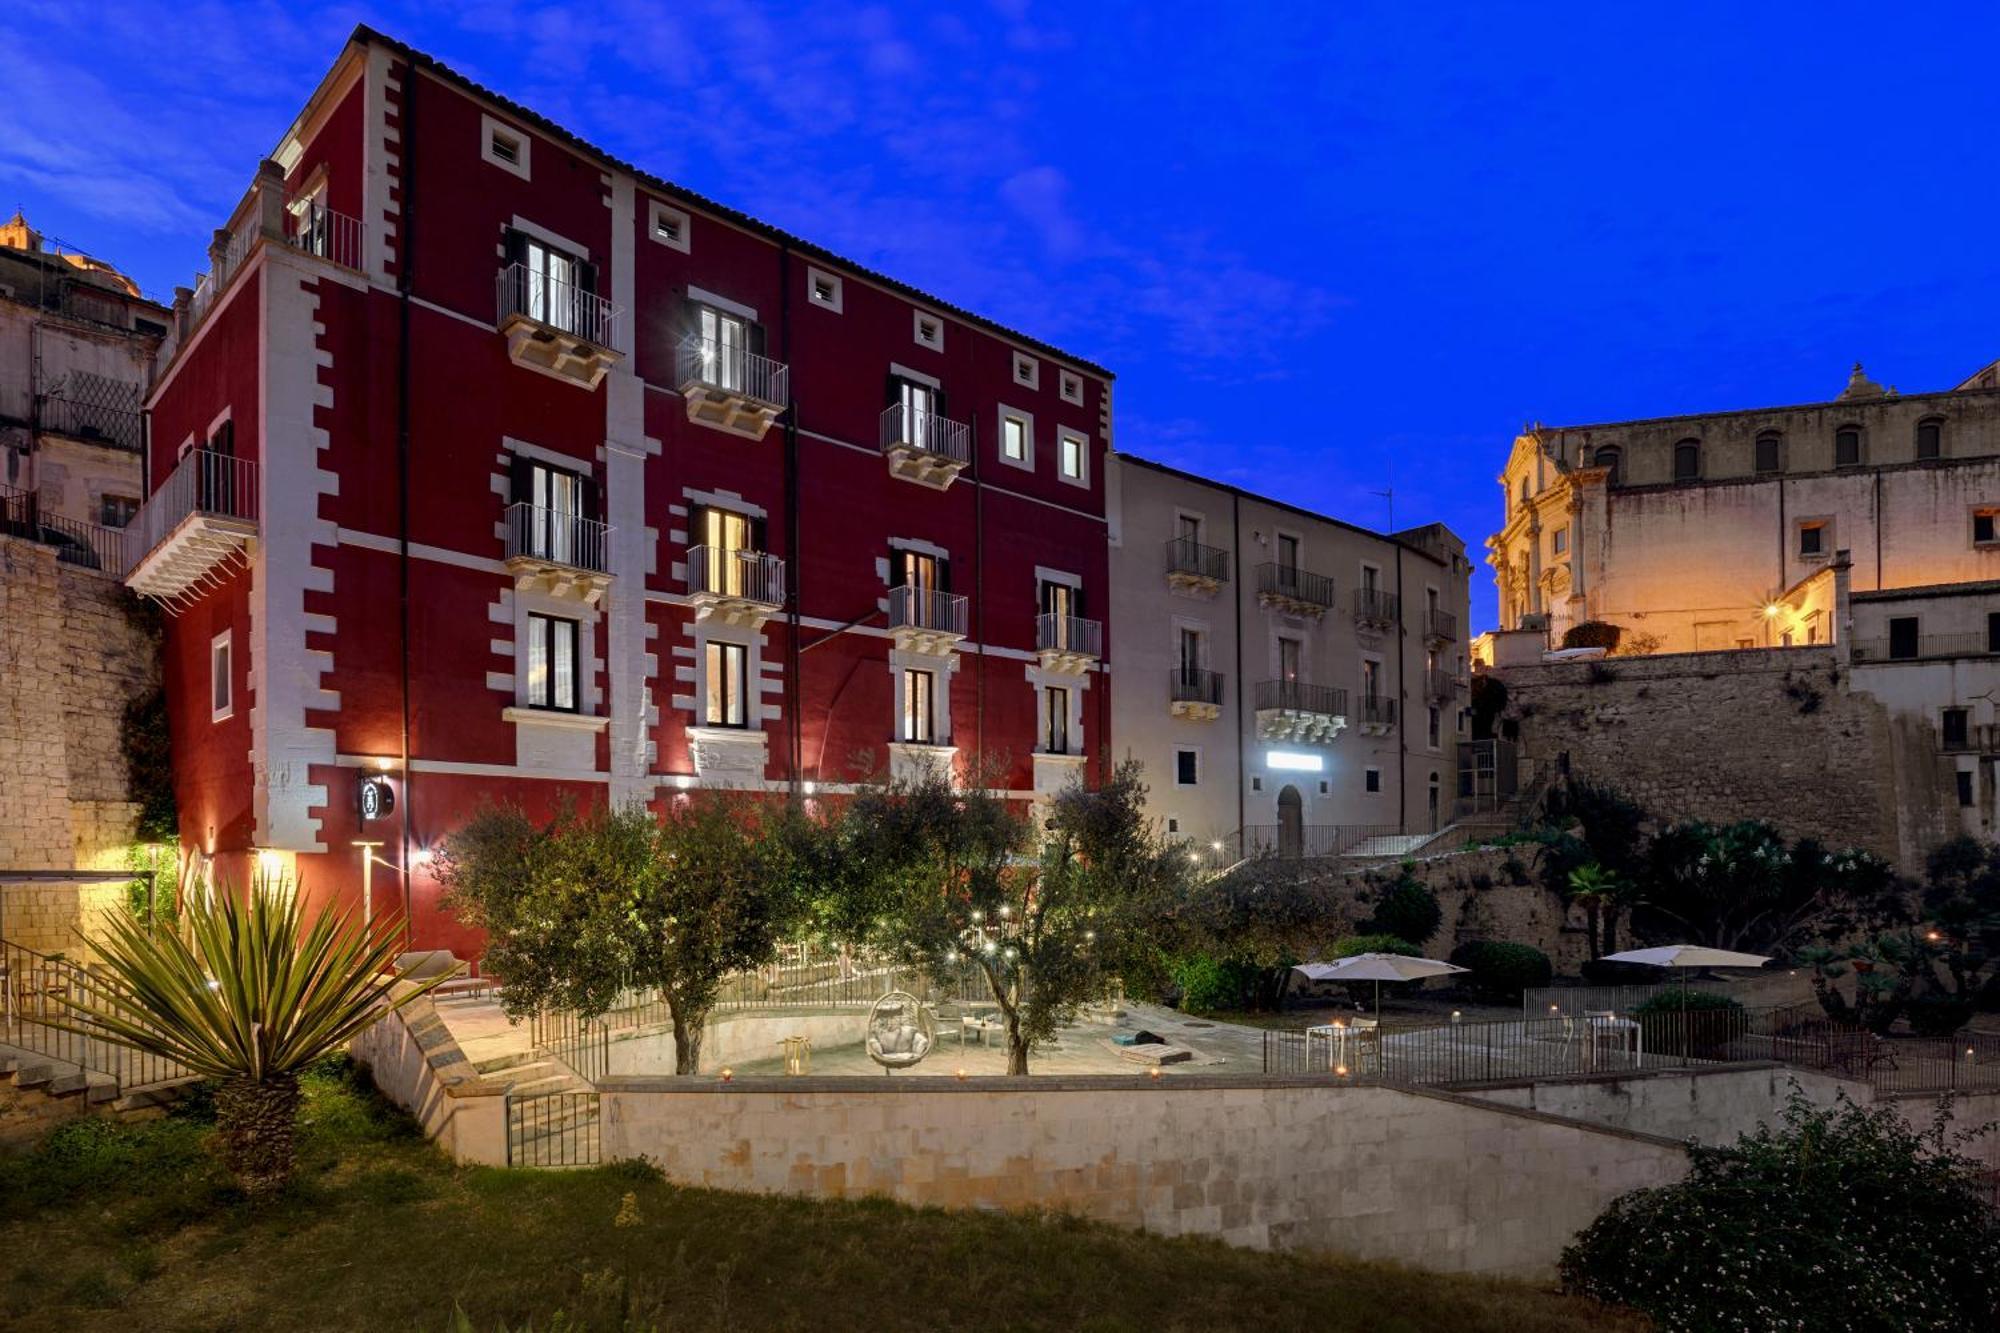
[{"xmin": 7, "ymin": 2, "xmax": 1998, "ymax": 628}]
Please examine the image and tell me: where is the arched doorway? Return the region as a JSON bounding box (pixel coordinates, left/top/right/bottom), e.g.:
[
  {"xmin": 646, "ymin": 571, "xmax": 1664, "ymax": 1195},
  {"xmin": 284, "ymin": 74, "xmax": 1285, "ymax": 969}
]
[{"xmin": 1277, "ymin": 784, "xmax": 1303, "ymax": 858}]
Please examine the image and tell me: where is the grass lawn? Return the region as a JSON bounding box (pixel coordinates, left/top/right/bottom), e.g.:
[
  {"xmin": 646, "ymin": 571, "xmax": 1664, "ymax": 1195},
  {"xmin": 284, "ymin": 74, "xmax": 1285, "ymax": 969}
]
[{"xmin": 1, "ymin": 1060, "xmax": 1646, "ymax": 1332}]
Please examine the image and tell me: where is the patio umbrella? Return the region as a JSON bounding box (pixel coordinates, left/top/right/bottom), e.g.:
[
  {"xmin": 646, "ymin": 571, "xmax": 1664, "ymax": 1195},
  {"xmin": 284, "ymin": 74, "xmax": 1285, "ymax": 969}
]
[
  {"xmin": 1292, "ymin": 953, "xmax": 1468, "ymax": 1021},
  {"xmin": 1601, "ymin": 945, "xmax": 1771, "ymax": 1005}
]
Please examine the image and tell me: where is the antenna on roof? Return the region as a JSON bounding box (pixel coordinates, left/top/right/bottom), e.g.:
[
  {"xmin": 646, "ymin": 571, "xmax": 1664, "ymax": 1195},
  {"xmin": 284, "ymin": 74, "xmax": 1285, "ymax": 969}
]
[{"xmin": 1372, "ymin": 485, "xmax": 1394, "ymax": 533}]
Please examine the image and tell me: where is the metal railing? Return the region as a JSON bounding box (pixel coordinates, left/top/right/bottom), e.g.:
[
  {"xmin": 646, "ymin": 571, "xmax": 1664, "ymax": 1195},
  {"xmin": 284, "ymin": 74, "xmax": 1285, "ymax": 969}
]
[
  {"xmin": 676, "ymin": 333, "xmax": 788, "ymax": 408},
  {"xmin": 503, "ymin": 502, "xmax": 609, "ymax": 573},
  {"xmin": 285, "ymin": 199, "xmax": 365, "ymax": 272},
  {"xmin": 1942, "ymin": 723, "xmax": 2000, "ymax": 755},
  {"xmin": 2, "ymin": 937, "xmax": 193, "ymax": 1092},
  {"xmin": 1036, "ymin": 612, "xmax": 1102, "ymax": 659},
  {"xmin": 1425, "ymin": 669, "xmax": 1461, "ymax": 701},
  {"xmin": 1170, "ymin": 665, "xmax": 1225, "ymax": 706},
  {"xmin": 1255, "ymin": 561, "xmax": 1335, "ymax": 609},
  {"xmin": 688, "ymin": 544, "xmax": 785, "ymax": 606},
  {"xmin": 529, "ymin": 1005, "xmax": 612, "ymax": 1083},
  {"xmin": 1242, "ymin": 824, "xmax": 1420, "ymax": 860},
  {"xmin": 1358, "ymin": 694, "xmax": 1397, "ymax": 728},
  {"xmin": 879, "ymin": 402, "xmax": 970, "ymax": 465},
  {"xmin": 506, "ymin": 1090, "xmax": 602, "ymax": 1167},
  {"xmin": 888, "ymin": 585, "xmax": 968, "ymax": 637},
  {"xmin": 37, "ymin": 374, "xmax": 143, "ymax": 451},
  {"xmin": 497, "ymin": 262, "xmax": 619, "ymax": 348},
  {"xmin": 1426, "ymin": 608, "xmax": 1458, "ymax": 642},
  {"xmin": 1353, "ymin": 587, "xmax": 1400, "ymax": 623},
  {"xmin": 1851, "ymin": 633, "xmax": 1993, "ymax": 663},
  {"xmin": 124, "ymin": 449, "xmax": 259, "ymax": 576},
  {"xmin": 1166, "ymin": 537, "xmax": 1230, "ymax": 583},
  {"xmin": 1254, "ymin": 679, "xmax": 1347, "ymax": 716},
  {"xmin": 0, "ymin": 484, "xmax": 127, "ymax": 574}
]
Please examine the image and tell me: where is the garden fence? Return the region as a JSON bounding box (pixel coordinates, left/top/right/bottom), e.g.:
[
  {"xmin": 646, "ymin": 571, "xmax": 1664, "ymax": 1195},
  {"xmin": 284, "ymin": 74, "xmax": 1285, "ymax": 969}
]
[
  {"xmin": 1, "ymin": 937, "xmax": 193, "ymax": 1093},
  {"xmin": 505, "ymin": 1089, "xmax": 601, "ymax": 1167},
  {"xmin": 1521, "ymin": 980, "xmax": 1732, "ymax": 1019}
]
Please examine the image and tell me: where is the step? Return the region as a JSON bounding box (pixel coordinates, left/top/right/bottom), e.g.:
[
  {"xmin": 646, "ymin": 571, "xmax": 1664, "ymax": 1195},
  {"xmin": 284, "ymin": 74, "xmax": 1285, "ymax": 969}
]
[
  {"xmin": 506, "ymin": 1072, "xmax": 588, "ymax": 1097},
  {"xmin": 472, "ymin": 1049, "xmax": 550, "ymax": 1076}
]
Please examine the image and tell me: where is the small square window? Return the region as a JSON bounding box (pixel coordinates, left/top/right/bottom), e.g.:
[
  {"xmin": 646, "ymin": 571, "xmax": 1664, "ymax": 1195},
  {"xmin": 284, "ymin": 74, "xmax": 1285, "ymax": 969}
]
[
  {"xmin": 1058, "ymin": 371, "xmax": 1084, "ymax": 405},
  {"xmin": 1012, "ymin": 353, "xmax": 1039, "ymax": 389},
  {"xmin": 210, "ymin": 630, "xmax": 233, "ymax": 722},
  {"xmin": 1799, "ymin": 521, "xmax": 1827, "ymax": 556},
  {"xmin": 1175, "ymin": 748, "xmax": 1198, "ymax": 786},
  {"xmin": 1250, "ymin": 775, "xmax": 1263, "ymax": 793},
  {"xmin": 1167, "ymin": 817, "xmax": 1180, "ymax": 834},
  {"xmin": 1317, "ymin": 779, "xmax": 1330, "ymax": 796},
  {"xmin": 1755, "ymin": 434, "xmax": 1783, "ymax": 473},
  {"xmin": 914, "ymin": 311, "xmax": 944, "ymax": 351},
  {"xmin": 647, "ymin": 200, "xmax": 690, "ymax": 253},
  {"xmin": 805, "ymin": 266, "xmax": 842, "ymax": 312},
  {"xmin": 1917, "ymin": 419, "xmax": 1943, "ymax": 460},
  {"xmin": 1835, "ymin": 427, "xmax": 1863, "ymax": 468},
  {"xmin": 1364, "ymin": 768, "xmax": 1381, "ymax": 794},
  {"xmin": 99, "ymin": 495, "xmax": 138, "ymax": 528},
  {"xmin": 1974, "ymin": 508, "xmax": 1999, "ymax": 546},
  {"xmin": 481, "ymin": 114, "xmax": 530, "ymax": 180}
]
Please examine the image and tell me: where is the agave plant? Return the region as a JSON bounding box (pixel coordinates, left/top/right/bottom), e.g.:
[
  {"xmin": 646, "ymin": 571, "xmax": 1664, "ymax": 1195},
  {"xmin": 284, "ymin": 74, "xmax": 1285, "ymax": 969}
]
[{"xmin": 60, "ymin": 881, "xmax": 449, "ymax": 1195}]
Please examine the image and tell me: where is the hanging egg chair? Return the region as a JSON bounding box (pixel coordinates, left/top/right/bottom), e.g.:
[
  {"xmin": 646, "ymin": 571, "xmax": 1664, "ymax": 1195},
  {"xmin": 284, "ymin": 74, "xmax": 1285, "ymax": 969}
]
[{"xmin": 865, "ymin": 990, "xmax": 935, "ymax": 1074}]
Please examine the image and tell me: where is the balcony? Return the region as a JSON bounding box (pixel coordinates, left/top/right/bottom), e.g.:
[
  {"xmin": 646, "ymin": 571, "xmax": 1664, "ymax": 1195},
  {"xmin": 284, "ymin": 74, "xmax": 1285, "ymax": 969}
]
[
  {"xmin": 1355, "ymin": 694, "xmax": 1397, "ymax": 736},
  {"xmin": 880, "ymin": 403, "xmax": 971, "ymax": 490},
  {"xmin": 1353, "ymin": 587, "xmax": 1400, "ymax": 630},
  {"xmin": 124, "ymin": 449, "xmax": 258, "ymax": 604},
  {"xmin": 888, "ymin": 585, "xmax": 969, "ymax": 655},
  {"xmin": 1852, "ymin": 633, "xmax": 1995, "ymax": 663},
  {"xmin": 0, "ymin": 484, "xmax": 126, "ymax": 575},
  {"xmin": 1426, "ymin": 608, "xmax": 1458, "ymax": 645},
  {"xmin": 496, "ymin": 263, "xmax": 623, "ymax": 390},
  {"xmin": 687, "ymin": 545, "xmax": 784, "ymax": 626},
  {"xmin": 503, "ymin": 503, "xmax": 612, "ymax": 606},
  {"xmin": 1941, "ymin": 722, "xmax": 1996, "ymax": 755},
  {"xmin": 1169, "ymin": 666, "xmax": 1225, "ymax": 721},
  {"xmin": 1036, "ymin": 612, "xmax": 1102, "ymax": 673},
  {"xmin": 676, "ymin": 333, "xmax": 788, "ymax": 440},
  {"xmin": 37, "ymin": 372, "xmax": 143, "ymax": 452},
  {"xmin": 284, "ymin": 198, "xmax": 365, "ymax": 273},
  {"xmin": 1166, "ymin": 538, "xmax": 1230, "ymax": 595},
  {"xmin": 1424, "ymin": 668, "xmax": 1461, "ymax": 702},
  {"xmin": 1255, "ymin": 562, "xmax": 1334, "ymax": 617},
  {"xmin": 1254, "ymin": 679, "xmax": 1348, "ymax": 744}
]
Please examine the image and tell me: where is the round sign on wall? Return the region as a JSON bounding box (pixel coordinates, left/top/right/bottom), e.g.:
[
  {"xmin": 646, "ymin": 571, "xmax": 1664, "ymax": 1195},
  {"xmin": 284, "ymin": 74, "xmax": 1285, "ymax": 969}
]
[{"xmin": 358, "ymin": 774, "xmax": 395, "ymax": 823}]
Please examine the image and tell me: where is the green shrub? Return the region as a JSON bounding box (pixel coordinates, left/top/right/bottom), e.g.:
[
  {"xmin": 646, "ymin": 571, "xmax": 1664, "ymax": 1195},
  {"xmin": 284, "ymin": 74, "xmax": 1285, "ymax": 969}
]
[
  {"xmin": 1905, "ymin": 993, "xmax": 1976, "ymax": 1039},
  {"xmin": 1447, "ymin": 941, "xmax": 1551, "ymax": 1001},
  {"xmin": 1365, "ymin": 875, "xmax": 1442, "ymax": 948},
  {"xmin": 1561, "ymin": 1088, "xmax": 2000, "ymax": 1330},
  {"xmin": 1560, "ymin": 621, "xmax": 1622, "ymax": 650},
  {"xmin": 1332, "ymin": 934, "xmax": 1419, "ymax": 958},
  {"xmin": 1633, "ymin": 990, "xmax": 1746, "ymax": 1059},
  {"xmin": 1169, "ymin": 955, "xmax": 1268, "ymax": 1013}
]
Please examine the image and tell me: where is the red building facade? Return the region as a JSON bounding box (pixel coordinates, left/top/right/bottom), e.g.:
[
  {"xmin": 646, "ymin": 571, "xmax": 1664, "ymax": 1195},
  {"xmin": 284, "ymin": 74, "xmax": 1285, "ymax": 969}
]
[{"xmin": 132, "ymin": 28, "xmax": 1113, "ymax": 956}]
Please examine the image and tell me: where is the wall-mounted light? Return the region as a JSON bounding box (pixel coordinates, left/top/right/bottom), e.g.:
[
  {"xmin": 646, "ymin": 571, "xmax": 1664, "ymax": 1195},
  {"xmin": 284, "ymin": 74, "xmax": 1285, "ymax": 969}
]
[{"xmin": 1266, "ymin": 749, "xmax": 1325, "ymax": 773}]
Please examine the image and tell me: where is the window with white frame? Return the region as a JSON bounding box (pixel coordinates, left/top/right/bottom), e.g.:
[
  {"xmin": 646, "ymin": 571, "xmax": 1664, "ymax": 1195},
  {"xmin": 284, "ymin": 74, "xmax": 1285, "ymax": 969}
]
[
  {"xmin": 1012, "ymin": 352, "xmax": 1040, "ymax": 389},
  {"xmin": 525, "ymin": 613, "xmax": 579, "ymax": 712},
  {"xmin": 482, "ymin": 115, "xmax": 530, "ymax": 180},
  {"xmin": 1044, "ymin": 685, "xmax": 1071, "ymax": 754},
  {"xmin": 210, "ymin": 630, "xmax": 233, "ymax": 721},
  {"xmin": 647, "ymin": 199, "xmax": 690, "ymax": 252},
  {"xmin": 914, "ymin": 310, "xmax": 944, "ymax": 351},
  {"xmin": 998, "ymin": 408, "xmax": 1033, "ymax": 470},
  {"xmin": 902, "ymin": 668, "xmax": 936, "ymax": 743},
  {"xmin": 806, "ymin": 266, "xmax": 842, "ymax": 312},
  {"xmin": 704, "ymin": 640, "xmax": 749, "ymax": 727},
  {"xmin": 1174, "ymin": 747, "xmax": 1199, "ymax": 786},
  {"xmin": 1058, "ymin": 370, "xmax": 1084, "ymax": 405},
  {"xmin": 1057, "ymin": 430, "xmax": 1088, "ymax": 486}
]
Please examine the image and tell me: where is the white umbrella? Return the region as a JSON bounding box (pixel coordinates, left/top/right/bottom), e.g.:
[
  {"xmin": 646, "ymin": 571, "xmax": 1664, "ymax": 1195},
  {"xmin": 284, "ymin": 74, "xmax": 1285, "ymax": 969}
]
[
  {"xmin": 1602, "ymin": 945, "xmax": 1771, "ymax": 1006},
  {"xmin": 1292, "ymin": 953, "xmax": 1468, "ymax": 1021}
]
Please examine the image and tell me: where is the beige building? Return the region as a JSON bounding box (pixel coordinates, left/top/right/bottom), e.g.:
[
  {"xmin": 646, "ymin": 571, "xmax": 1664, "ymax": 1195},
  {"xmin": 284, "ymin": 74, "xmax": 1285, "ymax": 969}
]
[
  {"xmin": 0, "ymin": 211, "xmax": 166, "ymax": 567},
  {"xmin": 1107, "ymin": 454, "xmax": 1474, "ymax": 860}
]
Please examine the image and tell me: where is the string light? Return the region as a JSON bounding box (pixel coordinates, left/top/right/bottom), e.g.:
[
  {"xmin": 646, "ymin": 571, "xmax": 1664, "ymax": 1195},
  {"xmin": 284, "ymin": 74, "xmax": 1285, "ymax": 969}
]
[{"xmin": 719, "ymin": 1067, "xmax": 734, "ymax": 1083}]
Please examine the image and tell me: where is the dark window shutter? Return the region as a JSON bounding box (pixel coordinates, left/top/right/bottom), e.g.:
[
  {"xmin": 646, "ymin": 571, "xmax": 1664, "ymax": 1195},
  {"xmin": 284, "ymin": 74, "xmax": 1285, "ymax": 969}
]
[
  {"xmin": 210, "ymin": 419, "xmax": 234, "ymax": 455},
  {"xmin": 751, "ymin": 515, "xmax": 768, "ymax": 553},
  {"xmin": 750, "ymin": 322, "xmax": 768, "ymax": 359},
  {"xmin": 890, "ymin": 549, "xmax": 907, "ymax": 587},
  {"xmin": 938, "ymin": 556, "xmax": 951, "ymax": 593},
  {"xmin": 579, "ymin": 473, "xmax": 598, "ymax": 520},
  {"xmin": 577, "ymin": 260, "xmax": 598, "ymax": 296},
  {"xmin": 886, "ymin": 372, "xmax": 901, "ymax": 409},
  {"xmin": 503, "ymin": 228, "xmax": 527, "ymax": 269},
  {"xmin": 933, "ymin": 385, "xmax": 947, "ymax": 419},
  {"xmin": 1072, "ymin": 585, "xmax": 1085, "ymax": 618},
  {"xmin": 510, "ymin": 455, "xmax": 534, "ymax": 505},
  {"xmin": 683, "ymin": 296, "xmax": 703, "ymax": 339},
  {"xmin": 689, "ymin": 503, "xmax": 709, "ymax": 549}
]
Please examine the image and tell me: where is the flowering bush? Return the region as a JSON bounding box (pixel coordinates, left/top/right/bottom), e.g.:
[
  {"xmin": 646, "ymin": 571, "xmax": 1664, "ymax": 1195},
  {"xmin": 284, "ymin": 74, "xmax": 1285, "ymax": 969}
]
[{"xmin": 1561, "ymin": 1088, "xmax": 2000, "ymax": 1331}]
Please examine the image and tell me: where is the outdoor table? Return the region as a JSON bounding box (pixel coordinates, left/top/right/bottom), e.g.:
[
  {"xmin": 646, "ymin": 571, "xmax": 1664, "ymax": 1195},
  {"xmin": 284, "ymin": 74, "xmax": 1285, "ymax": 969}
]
[
  {"xmin": 1305, "ymin": 1023, "xmax": 1370, "ymax": 1072},
  {"xmin": 960, "ymin": 1015, "xmax": 1003, "ymax": 1047},
  {"xmin": 1586, "ymin": 1014, "xmax": 1642, "ymax": 1067}
]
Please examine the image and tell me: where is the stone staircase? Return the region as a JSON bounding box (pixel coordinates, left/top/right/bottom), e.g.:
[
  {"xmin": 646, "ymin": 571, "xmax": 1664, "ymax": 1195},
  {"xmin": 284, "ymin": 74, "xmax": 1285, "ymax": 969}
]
[
  {"xmin": 473, "ymin": 1048, "xmax": 601, "ymax": 1167},
  {"xmin": 0, "ymin": 1041, "xmax": 197, "ymax": 1148}
]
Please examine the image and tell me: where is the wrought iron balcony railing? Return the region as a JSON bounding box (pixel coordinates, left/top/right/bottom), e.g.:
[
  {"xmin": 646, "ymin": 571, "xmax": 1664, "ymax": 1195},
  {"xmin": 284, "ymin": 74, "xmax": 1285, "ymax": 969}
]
[
  {"xmin": 888, "ymin": 585, "xmax": 969, "ymax": 638},
  {"xmin": 503, "ymin": 503, "xmax": 609, "ymax": 573},
  {"xmin": 1166, "ymin": 538, "xmax": 1230, "ymax": 584},
  {"xmin": 1353, "ymin": 587, "xmax": 1400, "ymax": 624},
  {"xmin": 675, "ymin": 333, "xmax": 788, "ymax": 409},
  {"xmin": 879, "ymin": 403, "xmax": 971, "ymax": 465},
  {"xmin": 688, "ymin": 545, "xmax": 784, "ymax": 607},
  {"xmin": 1036, "ymin": 612, "xmax": 1102, "ymax": 660},
  {"xmin": 1254, "ymin": 679, "xmax": 1348, "ymax": 717},
  {"xmin": 1357, "ymin": 694, "xmax": 1398, "ymax": 728},
  {"xmin": 1255, "ymin": 561, "xmax": 1334, "ymax": 610},
  {"xmin": 285, "ymin": 198, "xmax": 366, "ymax": 271},
  {"xmin": 497, "ymin": 263, "xmax": 619, "ymax": 348},
  {"xmin": 1426, "ymin": 608, "xmax": 1459, "ymax": 643},
  {"xmin": 1170, "ymin": 665, "xmax": 1225, "ymax": 706}
]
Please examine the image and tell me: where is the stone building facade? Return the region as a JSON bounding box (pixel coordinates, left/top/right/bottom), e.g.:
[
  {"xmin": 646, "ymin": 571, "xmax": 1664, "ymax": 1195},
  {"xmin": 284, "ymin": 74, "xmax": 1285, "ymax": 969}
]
[{"xmin": 0, "ymin": 535, "xmax": 161, "ymax": 954}]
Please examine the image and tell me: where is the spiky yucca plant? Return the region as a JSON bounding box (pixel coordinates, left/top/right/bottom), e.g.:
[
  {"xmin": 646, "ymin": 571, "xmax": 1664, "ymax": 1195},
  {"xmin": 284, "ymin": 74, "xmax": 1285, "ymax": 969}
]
[{"xmin": 60, "ymin": 882, "xmax": 448, "ymax": 1195}]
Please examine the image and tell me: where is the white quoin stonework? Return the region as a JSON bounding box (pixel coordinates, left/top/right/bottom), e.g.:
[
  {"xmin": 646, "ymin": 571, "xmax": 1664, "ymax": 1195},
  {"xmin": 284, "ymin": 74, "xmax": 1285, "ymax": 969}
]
[{"xmin": 604, "ymin": 175, "xmax": 659, "ymax": 807}]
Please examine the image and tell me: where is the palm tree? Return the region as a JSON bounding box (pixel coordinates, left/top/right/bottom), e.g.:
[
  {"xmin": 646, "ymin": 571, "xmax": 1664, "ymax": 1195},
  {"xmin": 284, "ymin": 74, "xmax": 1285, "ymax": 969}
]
[
  {"xmin": 59, "ymin": 881, "xmax": 448, "ymax": 1195},
  {"xmin": 1566, "ymin": 862, "xmax": 1629, "ymax": 960}
]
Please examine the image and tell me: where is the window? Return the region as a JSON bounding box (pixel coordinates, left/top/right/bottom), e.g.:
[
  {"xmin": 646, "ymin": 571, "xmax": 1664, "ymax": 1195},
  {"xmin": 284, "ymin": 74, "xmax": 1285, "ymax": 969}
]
[
  {"xmin": 1755, "ymin": 432, "xmax": 1783, "ymax": 473},
  {"xmin": 693, "ymin": 303, "xmax": 753, "ymax": 391},
  {"xmin": 902, "ymin": 668, "xmax": 935, "ymax": 743},
  {"xmin": 891, "ymin": 545, "xmax": 948, "ymax": 626},
  {"xmin": 1276, "ymin": 532, "xmax": 1300, "ymax": 573},
  {"xmin": 1177, "ymin": 513, "xmax": 1202, "ymax": 547},
  {"xmin": 647, "ymin": 200, "xmax": 690, "ymax": 253},
  {"xmin": 1428, "ymin": 706, "xmax": 1441, "ymax": 748},
  {"xmin": 703, "ymin": 640, "xmax": 748, "ymax": 727},
  {"xmin": 1957, "ymin": 770, "xmax": 1975, "ymax": 808},
  {"xmin": 1799, "ymin": 521, "xmax": 1826, "ymax": 557},
  {"xmin": 998, "ymin": 409, "xmax": 1032, "ymax": 469},
  {"xmin": 1364, "ymin": 768, "xmax": 1382, "ymax": 794},
  {"xmin": 1059, "ymin": 370, "xmax": 1084, "ymax": 405},
  {"xmin": 1835, "ymin": 426, "xmax": 1863, "ymax": 468},
  {"xmin": 1177, "ymin": 626, "xmax": 1204, "ymax": 674},
  {"xmin": 1592, "ymin": 445, "xmax": 1622, "ymax": 485},
  {"xmin": 506, "ymin": 231, "xmax": 592, "ymax": 335},
  {"xmin": 98, "ymin": 495, "xmax": 138, "ymax": 528},
  {"xmin": 515, "ymin": 458, "xmax": 589, "ymax": 563},
  {"xmin": 482, "ymin": 114, "xmax": 530, "ymax": 179},
  {"xmin": 1988, "ymin": 612, "xmax": 2000, "ymax": 654},
  {"xmin": 1175, "ymin": 748, "xmax": 1198, "ymax": 786},
  {"xmin": 1167, "ymin": 818, "xmax": 1180, "ymax": 834},
  {"xmin": 210, "ymin": 630, "xmax": 233, "ymax": 721},
  {"xmin": 1058, "ymin": 430, "xmax": 1087, "ymax": 486},
  {"xmin": 525, "ymin": 614, "xmax": 579, "ymax": 711},
  {"xmin": 805, "ymin": 267, "xmax": 842, "ymax": 311},
  {"xmin": 1672, "ymin": 439, "xmax": 1701, "ymax": 481},
  {"xmin": 1888, "ymin": 617, "xmax": 1920, "ymax": 661},
  {"xmin": 1916, "ymin": 418, "xmax": 1943, "ymax": 460},
  {"xmin": 914, "ymin": 311, "xmax": 944, "ymax": 350},
  {"xmin": 1974, "ymin": 508, "xmax": 2000, "ymax": 546},
  {"xmin": 1943, "ymin": 708, "xmax": 1970, "ymax": 749},
  {"xmin": 1552, "ymin": 527, "xmax": 1568, "ymax": 555},
  {"xmin": 1361, "ymin": 658, "xmax": 1382, "ymax": 701},
  {"xmin": 1044, "ymin": 685, "xmax": 1070, "ymax": 754},
  {"xmin": 1251, "ymin": 775, "xmax": 1263, "ymax": 793},
  {"xmin": 1012, "ymin": 353, "xmax": 1039, "ymax": 389},
  {"xmin": 1278, "ymin": 636, "xmax": 1302, "ymax": 683}
]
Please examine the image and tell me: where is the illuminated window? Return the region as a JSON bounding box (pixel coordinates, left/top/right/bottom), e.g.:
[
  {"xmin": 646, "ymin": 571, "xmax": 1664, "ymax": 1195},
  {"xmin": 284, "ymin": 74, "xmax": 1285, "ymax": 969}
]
[
  {"xmin": 901, "ymin": 668, "xmax": 934, "ymax": 743},
  {"xmin": 210, "ymin": 630, "xmax": 233, "ymax": 722},
  {"xmin": 1058, "ymin": 430, "xmax": 1088, "ymax": 486},
  {"xmin": 526, "ymin": 613, "xmax": 578, "ymax": 712},
  {"xmin": 703, "ymin": 640, "xmax": 747, "ymax": 727},
  {"xmin": 1044, "ymin": 685, "xmax": 1070, "ymax": 754},
  {"xmin": 998, "ymin": 409, "xmax": 1033, "ymax": 469}
]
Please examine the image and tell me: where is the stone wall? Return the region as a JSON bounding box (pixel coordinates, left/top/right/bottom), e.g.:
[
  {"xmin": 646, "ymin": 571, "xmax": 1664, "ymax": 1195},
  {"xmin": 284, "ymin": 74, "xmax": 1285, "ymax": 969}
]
[
  {"xmin": 0, "ymin": 535, "xmax": 159, "ymax": 952},
  {"xmin": 1490, "ymin": 646, "xmax": 1953, "ymax": 869},
  {"xmin": 597, "ymin": 1073, "xmax": 1688, "ymax": 1279}
]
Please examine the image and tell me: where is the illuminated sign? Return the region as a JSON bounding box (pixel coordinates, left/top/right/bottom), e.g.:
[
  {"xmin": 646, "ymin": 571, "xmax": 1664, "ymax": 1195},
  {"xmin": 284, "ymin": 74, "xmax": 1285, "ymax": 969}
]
[
  {"xmin": 358, "ymin": 774, "xmax": 396, "ymax": 823},
  {"xmin": 1265, "ymin": 749, "xmax": 1326, "ymax": 773}
]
